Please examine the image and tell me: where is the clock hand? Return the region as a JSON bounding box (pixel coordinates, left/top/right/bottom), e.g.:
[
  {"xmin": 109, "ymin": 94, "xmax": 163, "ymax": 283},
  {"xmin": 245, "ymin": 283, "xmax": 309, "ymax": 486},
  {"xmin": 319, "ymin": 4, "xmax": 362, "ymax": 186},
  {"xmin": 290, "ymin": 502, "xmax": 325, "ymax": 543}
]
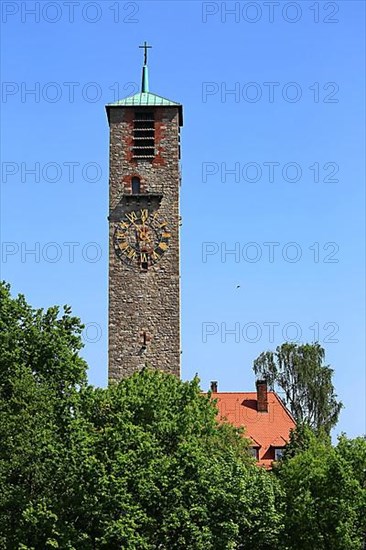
[{"xmin": 128, "ymin": 219, "xmax": 140, "ymax": 229}]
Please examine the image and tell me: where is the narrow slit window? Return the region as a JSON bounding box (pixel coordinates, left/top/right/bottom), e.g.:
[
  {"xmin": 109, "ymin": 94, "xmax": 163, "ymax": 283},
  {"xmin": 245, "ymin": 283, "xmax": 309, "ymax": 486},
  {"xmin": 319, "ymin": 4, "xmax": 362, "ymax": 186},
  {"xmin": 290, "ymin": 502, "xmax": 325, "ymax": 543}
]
[
  {"xmin": 132, "ymin": 177, "xmax": 141, "ymax": 194},
  {"xmin": 133, "ymin": 111, "xmax": 155, "ymax": 159}
]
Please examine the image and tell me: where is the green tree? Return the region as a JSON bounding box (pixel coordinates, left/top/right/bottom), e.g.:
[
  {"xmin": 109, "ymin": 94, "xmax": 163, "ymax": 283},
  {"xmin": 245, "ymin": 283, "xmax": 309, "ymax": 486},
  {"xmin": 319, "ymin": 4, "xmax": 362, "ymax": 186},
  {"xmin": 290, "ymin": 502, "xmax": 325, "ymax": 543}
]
[
  {"xmin": 79, "ymin": 370, "xmax": 285, "ymax": 549},
  {"xmin": 278, "ymin": 421, "xmax": 334, "ymax": 465},
  {"xmin": 253, "ymin": 342, "xmax": 342, "ymax": 434},
  {"xmin": 0, "ymin": 282, "xmax": 93, "ymax": 548},
  {"xmin": 276, "ymin": 434, "xmax": 366, "ymax": 550},
  {"xmin": 0, "ymin": 281, "xmax": 87, "ymax": 395},
  {"xmin": 0, "ymin": 282, "xmax": 284, "ymax": 549},
  {"xmin": 335, "ymin": 434, "xmax": 366, "ymax": 486}
]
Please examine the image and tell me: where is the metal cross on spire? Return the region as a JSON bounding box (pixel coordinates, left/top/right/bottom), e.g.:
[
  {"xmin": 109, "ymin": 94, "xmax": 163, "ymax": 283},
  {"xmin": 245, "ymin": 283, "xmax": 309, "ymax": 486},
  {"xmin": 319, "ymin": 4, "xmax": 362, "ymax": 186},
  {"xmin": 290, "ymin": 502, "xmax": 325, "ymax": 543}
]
[{"xmin": 139, "ymin": 41, "xmax": 152, "ymax": 66}]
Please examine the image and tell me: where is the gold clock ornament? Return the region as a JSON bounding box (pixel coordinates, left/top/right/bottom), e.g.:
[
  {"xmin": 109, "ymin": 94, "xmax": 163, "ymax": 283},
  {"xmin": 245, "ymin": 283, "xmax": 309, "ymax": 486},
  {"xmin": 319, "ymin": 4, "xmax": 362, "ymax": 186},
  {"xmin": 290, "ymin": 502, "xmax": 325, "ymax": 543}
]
[{"xmin": 113, "ymin": 209, "xmax": 171, "ymax": 269}]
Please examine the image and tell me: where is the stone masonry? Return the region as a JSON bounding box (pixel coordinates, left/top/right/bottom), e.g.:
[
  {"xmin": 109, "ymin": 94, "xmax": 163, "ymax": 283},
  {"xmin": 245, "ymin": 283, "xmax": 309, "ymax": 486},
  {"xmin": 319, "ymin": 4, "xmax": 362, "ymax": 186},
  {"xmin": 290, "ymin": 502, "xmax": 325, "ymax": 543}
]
[{"xmin": 108, "ymin": 106, "xmax": 182, "ymax": 381}]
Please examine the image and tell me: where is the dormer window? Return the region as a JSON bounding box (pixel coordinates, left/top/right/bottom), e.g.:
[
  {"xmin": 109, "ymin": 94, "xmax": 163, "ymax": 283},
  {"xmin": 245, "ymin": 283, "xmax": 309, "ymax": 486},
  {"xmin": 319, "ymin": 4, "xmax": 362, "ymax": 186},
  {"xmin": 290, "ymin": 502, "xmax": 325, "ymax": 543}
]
[
  {"xmin": 249, "ymin": 447, "xmax": 259, "ymax": 460},
  {"xmin": 133, "ymin": 111, "xmax": 155, "ymax": 159},
  {"xmin": 274, "ymin": 448, "xmax": 284, "ymax": 461},
  {"xmin": 131, "ymin": 176, "xmax": 141, "ymax": 194}
]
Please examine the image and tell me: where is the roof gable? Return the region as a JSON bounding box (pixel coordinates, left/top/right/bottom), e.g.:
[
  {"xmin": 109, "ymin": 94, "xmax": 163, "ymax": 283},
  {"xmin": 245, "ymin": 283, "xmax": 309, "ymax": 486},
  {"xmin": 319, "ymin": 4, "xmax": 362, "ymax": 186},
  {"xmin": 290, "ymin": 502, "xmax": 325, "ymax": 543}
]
[{"xmin": 210, "ymin": 391, "xmax": 296, "ymax": 468}]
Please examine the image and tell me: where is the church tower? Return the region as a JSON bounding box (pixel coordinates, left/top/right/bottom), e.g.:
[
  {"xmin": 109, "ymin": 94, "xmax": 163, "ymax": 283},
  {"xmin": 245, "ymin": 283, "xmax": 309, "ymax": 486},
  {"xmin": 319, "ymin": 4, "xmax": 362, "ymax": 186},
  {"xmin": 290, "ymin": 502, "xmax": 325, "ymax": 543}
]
[{"xmin": 106, "ymin": 43, "xmax": 183, "ymax": 381}]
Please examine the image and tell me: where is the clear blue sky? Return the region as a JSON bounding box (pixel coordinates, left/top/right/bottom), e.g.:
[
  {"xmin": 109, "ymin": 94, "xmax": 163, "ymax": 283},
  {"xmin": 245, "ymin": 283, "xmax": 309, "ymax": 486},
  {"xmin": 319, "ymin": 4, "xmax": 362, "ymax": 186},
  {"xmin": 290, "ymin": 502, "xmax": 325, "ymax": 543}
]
[{"xmin": 1, "ymin": 1, "xmax": 365, "ymax": 438}]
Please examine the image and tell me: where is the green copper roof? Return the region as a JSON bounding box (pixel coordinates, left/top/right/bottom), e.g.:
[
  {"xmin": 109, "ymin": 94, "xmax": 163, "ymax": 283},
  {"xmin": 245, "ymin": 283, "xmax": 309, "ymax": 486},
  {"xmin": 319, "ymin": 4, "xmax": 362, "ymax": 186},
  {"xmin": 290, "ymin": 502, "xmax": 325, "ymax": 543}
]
[
  {"xmin": 107, "ymin": 92, "xmax": 181, "ymax": 108},
  {"xmin": 106, "ymin": 91, "xmax": 183, "ymax": 125}
]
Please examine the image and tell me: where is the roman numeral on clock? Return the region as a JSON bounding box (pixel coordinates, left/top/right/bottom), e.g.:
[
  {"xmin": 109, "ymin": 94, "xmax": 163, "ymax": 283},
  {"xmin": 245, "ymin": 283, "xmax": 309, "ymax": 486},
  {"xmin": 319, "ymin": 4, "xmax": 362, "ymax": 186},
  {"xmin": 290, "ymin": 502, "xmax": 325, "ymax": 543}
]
[
  {"xmin": 126, "ymin": 211, "xmax": 138, "ymax": 223},
  {"xmin": 126, "ymin": 247, "xmax": 136, "ymax": 259},
  {"xmin": 141, "ymin": 209, "xmax": 149, "ymax": 223}
]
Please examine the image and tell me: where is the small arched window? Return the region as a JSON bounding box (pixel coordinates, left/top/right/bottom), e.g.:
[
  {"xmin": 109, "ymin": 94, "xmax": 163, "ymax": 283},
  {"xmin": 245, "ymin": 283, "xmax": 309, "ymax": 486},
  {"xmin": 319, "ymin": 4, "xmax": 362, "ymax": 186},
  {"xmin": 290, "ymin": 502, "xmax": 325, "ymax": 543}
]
[{"xmin": 132, "ymin": 176, "xmax": 141, "ymax": 194}]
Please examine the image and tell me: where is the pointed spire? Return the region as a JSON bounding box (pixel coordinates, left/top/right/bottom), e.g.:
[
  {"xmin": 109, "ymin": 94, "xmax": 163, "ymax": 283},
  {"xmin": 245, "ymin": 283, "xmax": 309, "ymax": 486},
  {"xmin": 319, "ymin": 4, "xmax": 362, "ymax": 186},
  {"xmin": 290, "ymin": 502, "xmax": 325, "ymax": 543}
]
[
  {"xmin": 141, "ymin": 65, "xmax": 149, "ymax": 93},
  {"xmin": 139, "ymin": 41, "xmax": 152, "ymax": 93}
]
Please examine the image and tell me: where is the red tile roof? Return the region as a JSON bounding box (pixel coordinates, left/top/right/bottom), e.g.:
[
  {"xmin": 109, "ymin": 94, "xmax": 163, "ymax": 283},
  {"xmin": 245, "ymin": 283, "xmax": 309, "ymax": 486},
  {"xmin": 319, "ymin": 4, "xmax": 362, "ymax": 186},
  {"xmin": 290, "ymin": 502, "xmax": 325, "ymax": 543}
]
[{"xmin": 211, "ymin": 391, "xmax": 296, "ymax": 468}]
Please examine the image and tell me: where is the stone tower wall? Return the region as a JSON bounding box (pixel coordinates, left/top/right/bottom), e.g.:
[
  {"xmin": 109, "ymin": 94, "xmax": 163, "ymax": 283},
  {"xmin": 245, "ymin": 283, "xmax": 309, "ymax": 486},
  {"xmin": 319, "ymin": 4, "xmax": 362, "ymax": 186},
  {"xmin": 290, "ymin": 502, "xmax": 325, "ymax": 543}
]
[{"xmin": 108, "ymin": 106, "xmax": 181, "ymax": 381}]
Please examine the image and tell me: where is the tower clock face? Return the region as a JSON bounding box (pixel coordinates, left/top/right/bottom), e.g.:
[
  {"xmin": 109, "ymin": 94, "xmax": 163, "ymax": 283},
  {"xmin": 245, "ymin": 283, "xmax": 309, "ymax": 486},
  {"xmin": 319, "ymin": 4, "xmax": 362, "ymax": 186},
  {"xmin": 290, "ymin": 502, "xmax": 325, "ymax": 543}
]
[{"xmin": 113, "ymin": 209, "xmax": 171, "ymax": 269}]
